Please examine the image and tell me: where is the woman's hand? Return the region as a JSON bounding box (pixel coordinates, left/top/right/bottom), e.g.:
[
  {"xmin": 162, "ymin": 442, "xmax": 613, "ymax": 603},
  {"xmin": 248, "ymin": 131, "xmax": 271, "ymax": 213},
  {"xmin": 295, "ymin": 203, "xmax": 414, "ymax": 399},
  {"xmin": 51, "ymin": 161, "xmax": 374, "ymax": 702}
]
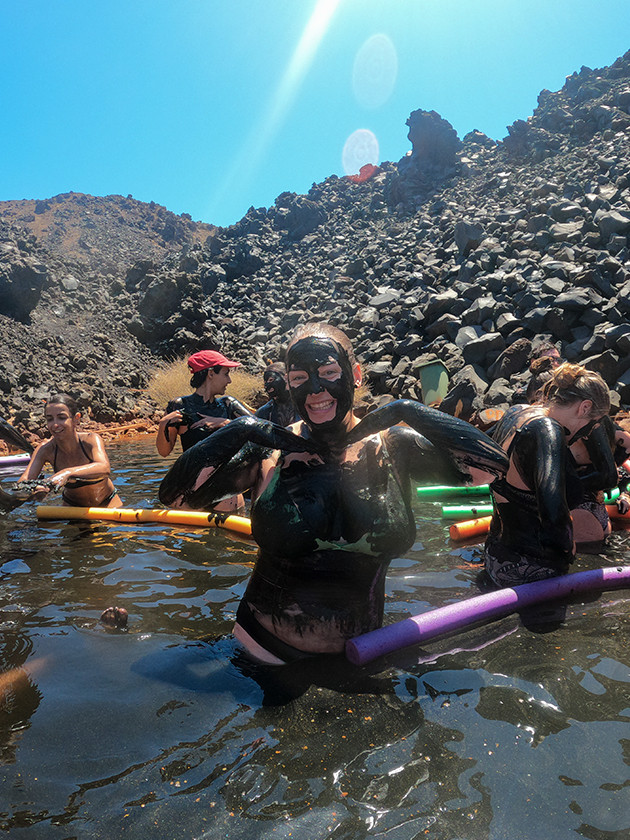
[
  {"xmin": 190, "ymin": 415, "xmax": 229, "ymax": 431},
  {"xmin": 157, "ymin": 410, "xmax": 188, "ymax": 455},
  {"xmin": 617, "ymin": 492, "xmax": 630, "ymax": 515},
  {"xmin": 159, "ymin": 409, "xmax": 184, "ymax": 430},
  {"xmin": 51, "ymin": 469, "xmax": 72, "ymax": 490}
]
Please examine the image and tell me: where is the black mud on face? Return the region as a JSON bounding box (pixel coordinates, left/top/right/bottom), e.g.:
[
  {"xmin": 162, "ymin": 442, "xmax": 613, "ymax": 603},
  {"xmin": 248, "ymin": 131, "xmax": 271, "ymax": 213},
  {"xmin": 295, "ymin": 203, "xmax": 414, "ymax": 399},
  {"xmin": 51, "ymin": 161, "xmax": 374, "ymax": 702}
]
[{"xmin": 286, "ymin": 337, "xmax": 354, "ymax": 431}]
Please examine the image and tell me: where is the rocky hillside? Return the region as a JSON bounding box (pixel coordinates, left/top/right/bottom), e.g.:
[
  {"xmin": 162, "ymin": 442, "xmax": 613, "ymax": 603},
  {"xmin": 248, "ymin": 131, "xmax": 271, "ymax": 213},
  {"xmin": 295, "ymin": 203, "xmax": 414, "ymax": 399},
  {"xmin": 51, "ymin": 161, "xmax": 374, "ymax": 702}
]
[
  {"xmin": 1, "ymin": 49, "xmax": 630, "ymax": 436},
  {"xmin": 0, "ymin": 193, "xmax": 215, "ymax": 274}
]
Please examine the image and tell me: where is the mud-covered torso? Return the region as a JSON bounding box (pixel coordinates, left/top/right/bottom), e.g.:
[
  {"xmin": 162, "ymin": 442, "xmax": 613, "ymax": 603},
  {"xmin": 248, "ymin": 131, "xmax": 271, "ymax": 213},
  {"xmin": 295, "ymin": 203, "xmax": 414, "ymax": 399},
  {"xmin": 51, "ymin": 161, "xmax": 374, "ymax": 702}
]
[
  {"xmin": 254, "ymin": 399, "xmax": 299, "ymax": 428},
  {"xmin": 167, "ymin": 393, "xmax": 240, "ymax": 451},
  {"xmin": 246, "ymin": 432, "xmax": 415, "ymax": 639}
]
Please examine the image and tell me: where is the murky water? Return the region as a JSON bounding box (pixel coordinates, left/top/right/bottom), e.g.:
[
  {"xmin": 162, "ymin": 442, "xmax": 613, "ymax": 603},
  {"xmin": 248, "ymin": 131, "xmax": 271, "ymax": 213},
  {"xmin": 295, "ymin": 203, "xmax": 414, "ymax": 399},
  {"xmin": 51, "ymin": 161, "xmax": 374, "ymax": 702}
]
[{"xmin": 1, "ymin": 440, "xmax": 630, "ymax": 840}]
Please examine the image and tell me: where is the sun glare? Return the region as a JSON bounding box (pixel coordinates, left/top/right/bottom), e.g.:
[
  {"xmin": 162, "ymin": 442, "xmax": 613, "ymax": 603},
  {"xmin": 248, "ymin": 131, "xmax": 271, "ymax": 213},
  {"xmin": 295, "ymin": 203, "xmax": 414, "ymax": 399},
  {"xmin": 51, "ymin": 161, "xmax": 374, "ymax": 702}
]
[
  {"xmin": 275, "ymin": 0, "xmax": 343, "ymax": 120},
  {"xmin": 209, "ymin": 0, "xmax": 343, "ymax": 218}
]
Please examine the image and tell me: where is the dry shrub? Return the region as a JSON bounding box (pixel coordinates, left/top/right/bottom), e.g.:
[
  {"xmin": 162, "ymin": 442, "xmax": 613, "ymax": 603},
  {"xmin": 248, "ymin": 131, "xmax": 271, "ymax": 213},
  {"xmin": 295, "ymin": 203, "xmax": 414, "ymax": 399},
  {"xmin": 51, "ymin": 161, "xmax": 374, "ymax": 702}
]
[
  {"xmin": 230, "ymin": 369, "xmax": 265, "ymax": 408},
  {"xmin": 147, "ymin": 357, "xmax": 263, "ymax": 411},
  {"xmin": 147, "ymin": 357, "xmax": 189, "ymax": 408}
]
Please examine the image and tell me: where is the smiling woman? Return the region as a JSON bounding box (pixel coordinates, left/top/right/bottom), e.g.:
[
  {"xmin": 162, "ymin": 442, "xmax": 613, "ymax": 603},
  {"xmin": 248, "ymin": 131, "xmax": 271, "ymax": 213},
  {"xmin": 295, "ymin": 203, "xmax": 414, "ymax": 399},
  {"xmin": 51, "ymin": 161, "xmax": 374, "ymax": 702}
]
[
  {"xmin": 159, "ymin": 321, "xmax": 508, "ymax": 665},
  {"xmin": 286, "ymin": 325, "xmax": 360, "ymax": 430},
  {"xmin": 13, "ymin": 393, "xmax": 122, "ymax": 509}
]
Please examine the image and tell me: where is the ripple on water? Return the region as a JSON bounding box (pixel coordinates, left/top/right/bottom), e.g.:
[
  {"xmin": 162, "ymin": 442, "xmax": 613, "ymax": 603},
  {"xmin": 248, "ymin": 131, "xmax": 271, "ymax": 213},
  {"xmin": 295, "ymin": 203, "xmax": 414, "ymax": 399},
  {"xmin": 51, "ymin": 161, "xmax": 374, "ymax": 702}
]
[{"xmin": 1, "ymin": 441, "xmax": 630, "ymax": 838}]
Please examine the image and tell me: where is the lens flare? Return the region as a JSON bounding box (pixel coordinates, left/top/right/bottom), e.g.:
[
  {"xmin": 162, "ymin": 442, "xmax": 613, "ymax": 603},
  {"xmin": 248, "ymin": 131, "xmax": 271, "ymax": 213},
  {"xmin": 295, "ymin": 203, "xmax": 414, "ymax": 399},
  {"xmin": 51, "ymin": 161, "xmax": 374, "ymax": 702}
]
[
  {"xmin": 352, "ymin": 33, "xmax": 398, "ymax": 109},
  {"xmin": 342, "ymin": 129, "xmax": 379, "ymax": 176}
]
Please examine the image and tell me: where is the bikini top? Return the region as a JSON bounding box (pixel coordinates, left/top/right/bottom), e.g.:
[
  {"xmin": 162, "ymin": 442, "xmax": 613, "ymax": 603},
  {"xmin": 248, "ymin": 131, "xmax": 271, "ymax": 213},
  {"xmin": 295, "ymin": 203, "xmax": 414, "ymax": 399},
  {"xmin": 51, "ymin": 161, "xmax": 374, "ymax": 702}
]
[{"xmin": 53, "ymin": 438, "xmax": 106, "ymax": 488}]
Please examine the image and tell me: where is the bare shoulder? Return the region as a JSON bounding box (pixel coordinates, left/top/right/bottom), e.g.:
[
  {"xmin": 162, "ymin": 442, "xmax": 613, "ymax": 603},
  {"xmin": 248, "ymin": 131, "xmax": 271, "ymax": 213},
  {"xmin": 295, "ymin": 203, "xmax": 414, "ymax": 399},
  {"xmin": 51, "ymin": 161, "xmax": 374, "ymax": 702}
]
[
  {"xmin": 79, "ymin": 431, "xmax": 106, "ymax": 452},
  {"xmin": 34, "ymin": 438, "xmax": 55, "ymax": 462},
  {"xmin": 79, "ymin": 430, "xmax": 100, "ymax": 442}
]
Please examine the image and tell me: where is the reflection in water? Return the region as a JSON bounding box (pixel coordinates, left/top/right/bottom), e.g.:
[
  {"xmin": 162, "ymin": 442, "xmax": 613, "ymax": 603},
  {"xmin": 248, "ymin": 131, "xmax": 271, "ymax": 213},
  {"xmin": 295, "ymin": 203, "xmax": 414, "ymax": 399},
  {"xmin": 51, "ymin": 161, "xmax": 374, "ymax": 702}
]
[
  {"xmin": 0, "ymin": 440, "xmax": 629, "ymax": 839},
  {"xmin": 0, "ymin": 628, "xmax": 42, "ymax": 766}
]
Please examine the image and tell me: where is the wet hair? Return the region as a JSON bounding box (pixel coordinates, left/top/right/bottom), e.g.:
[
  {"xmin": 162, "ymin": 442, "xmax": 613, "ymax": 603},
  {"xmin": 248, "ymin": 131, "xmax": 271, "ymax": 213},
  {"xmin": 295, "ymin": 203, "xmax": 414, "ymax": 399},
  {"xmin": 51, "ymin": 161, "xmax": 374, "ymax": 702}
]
[
  {"xmin": 526, "ymin": 356, "xmax": 556, "ymax": 403},
  {"xmin": 541, "ymin": 363, "xmax": 610, "ymax": 418},
  {"xmin": 189, "ymin": 365, "xmax": 223, "ymax": 389},
  {"xmin": 45, "ymin": 393, "xmax": 80, "ymax": 415},
  {"xmin": 264, "ymin": 362, "xmax": 286, "ymax": 377},
  {"xmin": 286, "ymin": 322, "xmax": 357, "ymax": 368},
  {"xmin": 529, "ymin": 340, "xmax": 561, "ymax": 369},
  {"xmin": 614, "ymin": 410, "xmax": 630, "ymax": 433}
]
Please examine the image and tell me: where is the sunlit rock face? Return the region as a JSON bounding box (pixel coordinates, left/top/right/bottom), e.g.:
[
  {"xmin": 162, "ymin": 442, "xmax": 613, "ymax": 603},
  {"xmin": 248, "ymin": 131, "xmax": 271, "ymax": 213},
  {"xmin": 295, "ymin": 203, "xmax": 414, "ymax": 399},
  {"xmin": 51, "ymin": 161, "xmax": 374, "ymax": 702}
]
[{"xmin": 405, "ymin": 109, "xmax": 462, "ymax": 171}]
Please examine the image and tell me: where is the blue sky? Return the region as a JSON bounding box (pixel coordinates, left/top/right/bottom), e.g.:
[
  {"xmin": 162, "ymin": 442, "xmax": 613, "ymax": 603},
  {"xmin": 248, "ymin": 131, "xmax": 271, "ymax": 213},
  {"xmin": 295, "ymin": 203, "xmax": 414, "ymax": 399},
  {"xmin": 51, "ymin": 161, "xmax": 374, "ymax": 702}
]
[{"xmin": 1, "ymin": 1, "xmax": 629, "ymax": 227}]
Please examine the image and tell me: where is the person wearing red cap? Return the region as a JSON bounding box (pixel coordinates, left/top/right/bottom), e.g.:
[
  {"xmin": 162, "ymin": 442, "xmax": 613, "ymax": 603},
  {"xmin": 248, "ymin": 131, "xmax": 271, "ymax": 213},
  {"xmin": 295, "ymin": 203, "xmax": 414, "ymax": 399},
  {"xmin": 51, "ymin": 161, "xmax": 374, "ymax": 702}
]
[{"xmin": 156, "ymin": 349, "xmax": 252, "ymax": 513}]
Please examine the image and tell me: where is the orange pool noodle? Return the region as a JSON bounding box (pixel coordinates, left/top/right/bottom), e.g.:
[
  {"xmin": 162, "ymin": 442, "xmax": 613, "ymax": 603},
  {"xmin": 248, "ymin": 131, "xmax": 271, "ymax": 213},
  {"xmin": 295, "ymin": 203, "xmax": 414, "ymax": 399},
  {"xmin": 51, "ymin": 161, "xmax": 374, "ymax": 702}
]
[{"xmin": 449, "ymin": 515, "xmax": 492, "ymax": 541}]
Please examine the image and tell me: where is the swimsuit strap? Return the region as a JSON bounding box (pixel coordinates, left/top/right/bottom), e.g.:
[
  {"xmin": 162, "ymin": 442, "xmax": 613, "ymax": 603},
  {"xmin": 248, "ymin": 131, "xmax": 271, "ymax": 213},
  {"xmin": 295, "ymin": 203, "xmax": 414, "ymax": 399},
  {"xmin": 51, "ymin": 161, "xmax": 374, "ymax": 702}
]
[{"xmin": 52, "ymin": 436, "xmax": 91, "ymax": 471}]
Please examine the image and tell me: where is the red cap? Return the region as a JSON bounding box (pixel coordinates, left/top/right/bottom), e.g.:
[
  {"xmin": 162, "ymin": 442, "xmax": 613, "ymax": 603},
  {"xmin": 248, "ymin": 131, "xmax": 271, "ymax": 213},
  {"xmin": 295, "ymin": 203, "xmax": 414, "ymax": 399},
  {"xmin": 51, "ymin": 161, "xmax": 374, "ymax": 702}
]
[{"xmin": 187, "ymin": 350, "xmax": 241, "ymax": 372}]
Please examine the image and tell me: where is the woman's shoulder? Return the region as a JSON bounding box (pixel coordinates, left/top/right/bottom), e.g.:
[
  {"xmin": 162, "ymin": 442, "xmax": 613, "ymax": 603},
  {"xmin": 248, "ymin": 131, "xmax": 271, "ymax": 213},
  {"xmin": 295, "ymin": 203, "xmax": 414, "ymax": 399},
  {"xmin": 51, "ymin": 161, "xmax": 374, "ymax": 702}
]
[
  {"xmin": 517, "ymin": 412, "xmax": 564, "ymax": 444},
  {"xmin": 35, "ymin": 437, "xmax": 55, "ymax": 458},
  {"xmin": 78, "ymin": 430, "xmax": 105, "ymax": 449}
]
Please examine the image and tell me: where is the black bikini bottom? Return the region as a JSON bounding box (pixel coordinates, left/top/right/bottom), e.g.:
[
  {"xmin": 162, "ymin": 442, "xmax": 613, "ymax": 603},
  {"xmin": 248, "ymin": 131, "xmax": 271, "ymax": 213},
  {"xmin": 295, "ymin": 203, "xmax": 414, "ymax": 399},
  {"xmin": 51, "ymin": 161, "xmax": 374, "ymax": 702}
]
[
  {"xmin": 236, "ymin": 600, "xmax": 313, "ymax": 663},
  {"xmin": 62, "ymin": 487, "xmax": 118, "ymax": 507}
]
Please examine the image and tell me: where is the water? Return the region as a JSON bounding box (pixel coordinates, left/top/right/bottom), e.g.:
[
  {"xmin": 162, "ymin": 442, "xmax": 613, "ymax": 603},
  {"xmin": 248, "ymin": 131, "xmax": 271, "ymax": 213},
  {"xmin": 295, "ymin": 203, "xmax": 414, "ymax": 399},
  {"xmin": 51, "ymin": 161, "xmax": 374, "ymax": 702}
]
[{"xmin": 1, "ymin": 440, "xmax": 630, "ymax": 840}]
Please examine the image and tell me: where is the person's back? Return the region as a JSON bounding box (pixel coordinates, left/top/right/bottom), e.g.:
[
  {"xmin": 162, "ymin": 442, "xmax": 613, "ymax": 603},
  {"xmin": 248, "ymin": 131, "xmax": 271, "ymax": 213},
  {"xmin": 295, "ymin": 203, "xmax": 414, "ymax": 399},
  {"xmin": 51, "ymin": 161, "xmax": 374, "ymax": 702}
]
[{"xmin": 485, "ymin": 364, "xmax": 612, "ymax": 587}]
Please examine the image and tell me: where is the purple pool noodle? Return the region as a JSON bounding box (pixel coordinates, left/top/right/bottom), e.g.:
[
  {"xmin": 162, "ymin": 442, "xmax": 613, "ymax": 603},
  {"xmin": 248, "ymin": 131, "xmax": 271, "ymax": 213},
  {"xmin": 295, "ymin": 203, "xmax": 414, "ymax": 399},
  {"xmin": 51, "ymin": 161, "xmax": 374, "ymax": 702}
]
[
  {"xmin": 0, "ymin": 453, "xmax": 31, "ymax": 469},
  {"xmin": 346, "ymin": 566, "xmax": 630, "ymax": 665}
]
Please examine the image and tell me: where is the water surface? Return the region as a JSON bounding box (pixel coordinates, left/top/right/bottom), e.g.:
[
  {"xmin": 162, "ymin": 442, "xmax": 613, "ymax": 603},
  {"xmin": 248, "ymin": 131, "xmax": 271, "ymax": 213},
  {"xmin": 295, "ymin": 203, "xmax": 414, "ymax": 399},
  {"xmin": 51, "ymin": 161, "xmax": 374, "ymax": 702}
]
[{"xmin": 1, "ymin": 441, "xmax": 629, "ymax": 839}]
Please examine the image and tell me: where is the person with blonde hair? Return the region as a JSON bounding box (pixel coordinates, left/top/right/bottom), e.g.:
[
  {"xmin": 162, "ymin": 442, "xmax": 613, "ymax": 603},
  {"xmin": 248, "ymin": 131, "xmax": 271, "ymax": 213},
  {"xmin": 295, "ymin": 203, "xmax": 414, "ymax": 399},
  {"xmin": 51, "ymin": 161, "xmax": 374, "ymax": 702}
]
[
  {"xmin": 159, "ymin": 322, "xmax": 508, "ymax": 664},
  {"xmin": 484, "ymin": 363, "xmax": 615, "ymax": 587}
]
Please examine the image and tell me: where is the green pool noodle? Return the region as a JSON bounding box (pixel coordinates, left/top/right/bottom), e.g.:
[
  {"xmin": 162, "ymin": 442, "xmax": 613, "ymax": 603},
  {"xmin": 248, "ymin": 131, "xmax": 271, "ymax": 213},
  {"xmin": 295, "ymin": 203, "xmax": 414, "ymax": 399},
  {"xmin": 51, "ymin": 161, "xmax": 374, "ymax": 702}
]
[
  {"xmin": 442, "ymin": 488, "xmax": 619, "ymax": 519},
  {"xmin": 442, "ymin": 504, "xmax": 494, "ymax": 520},
  {"xmin": 416, "ymin": 484, "xmax": 490, "ymax": 500}
]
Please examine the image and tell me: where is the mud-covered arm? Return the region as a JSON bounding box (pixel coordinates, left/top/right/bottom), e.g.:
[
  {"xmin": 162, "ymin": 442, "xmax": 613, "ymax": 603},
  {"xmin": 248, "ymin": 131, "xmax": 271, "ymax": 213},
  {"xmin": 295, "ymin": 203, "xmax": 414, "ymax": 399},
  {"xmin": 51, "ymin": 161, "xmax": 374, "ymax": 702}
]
[
  {"xmin": 0, "ymin": 417, "xmax": 34, "ymax": 454},
  {"xmin": 516, "ymin": 417, "xmax": 574, "ymax": 565},
  {"xmin": 159, "ymin": 415, "xmax": 318, "ymax": 508},
  {"xmin": 574, "ymin": 416, "xmax": 617, "ymax": 493},
  {"xmin": 384, "ymin": 426, "xmax": 477, "ymax": 487},
  {"xmin": 226, "ymin": 396, "xmax": 254, "ymax": 418},
  {"xmin": 156, "ymin": 398, "xmax": 187, "ymax": 457},
  {"xmin": 0, "ymin": 486, "xmax": 25, "ymax": 513},
  {"xmin": 346, "ymin": 400, "xmax": 508, "ymax": 484}
]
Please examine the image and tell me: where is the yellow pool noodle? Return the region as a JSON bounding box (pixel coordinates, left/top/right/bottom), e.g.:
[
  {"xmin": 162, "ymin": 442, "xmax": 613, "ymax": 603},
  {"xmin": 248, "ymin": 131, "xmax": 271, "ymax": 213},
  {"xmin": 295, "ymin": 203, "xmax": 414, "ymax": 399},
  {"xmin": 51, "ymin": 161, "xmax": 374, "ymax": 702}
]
[{"xmin": 36, "ymin": 506, "xmax": 252, "ymax": 536}]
